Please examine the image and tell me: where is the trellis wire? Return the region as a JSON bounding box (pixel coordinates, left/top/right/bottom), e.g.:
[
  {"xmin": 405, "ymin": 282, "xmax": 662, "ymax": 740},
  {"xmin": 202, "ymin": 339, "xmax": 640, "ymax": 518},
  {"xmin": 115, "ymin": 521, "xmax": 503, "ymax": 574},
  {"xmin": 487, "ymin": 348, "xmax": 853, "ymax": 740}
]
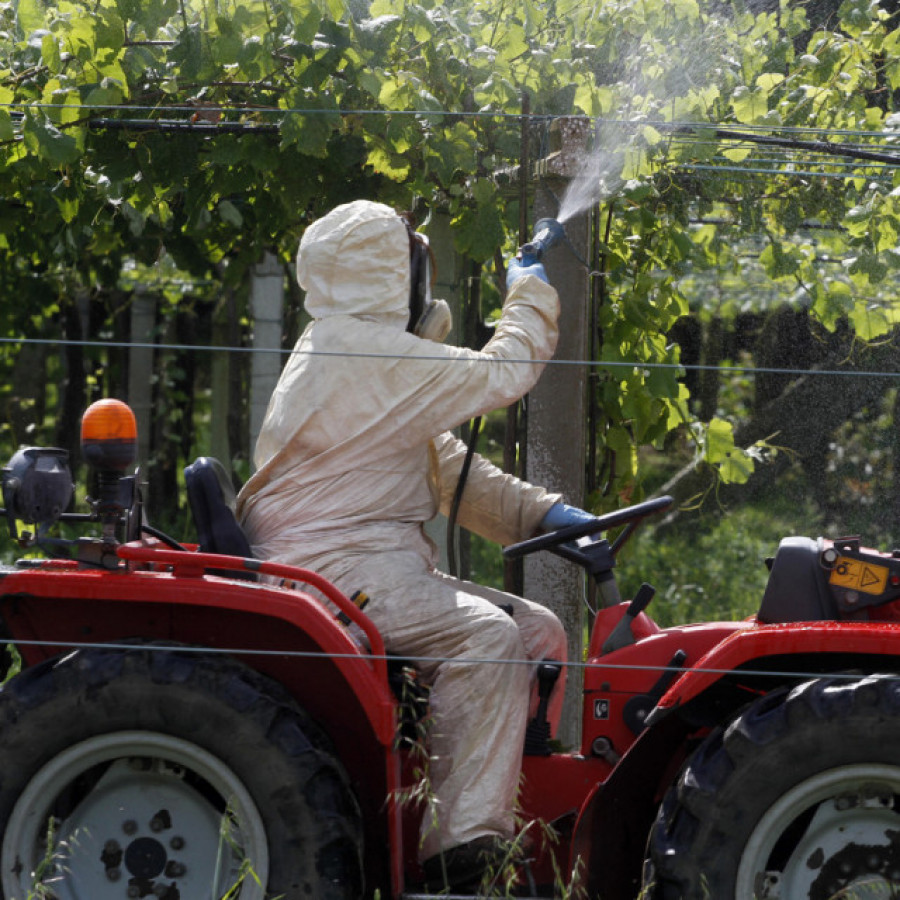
[
  {"xmin": 2, "ymin": 335, "xmax": 899, "ymax": 382},
  {"xmin": 3, "ymin": 635, "xmax": 895, "ymax": 685}
]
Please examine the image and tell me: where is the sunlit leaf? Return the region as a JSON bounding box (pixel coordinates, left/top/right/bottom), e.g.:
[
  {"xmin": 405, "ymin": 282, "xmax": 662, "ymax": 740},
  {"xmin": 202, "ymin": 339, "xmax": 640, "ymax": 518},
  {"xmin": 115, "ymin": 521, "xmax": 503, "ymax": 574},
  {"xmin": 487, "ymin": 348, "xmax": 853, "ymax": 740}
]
[
  {"xmin": 367, "ymin": 144, "xmax": 410, "ymax": 180},
  {"xmin": 23, "ymin": 112, "xmax": 82, "ymax": 166},
  {"xmin": 15, "ymin": 0, "xmax": 46, "ymax": 38}
]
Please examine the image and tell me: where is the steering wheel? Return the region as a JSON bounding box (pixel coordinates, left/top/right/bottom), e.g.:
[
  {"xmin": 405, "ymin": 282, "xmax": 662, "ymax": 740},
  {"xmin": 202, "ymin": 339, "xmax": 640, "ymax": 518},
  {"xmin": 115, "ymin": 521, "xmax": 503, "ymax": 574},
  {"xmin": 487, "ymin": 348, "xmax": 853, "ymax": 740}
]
[{"xmin": 502, "ymin": 495, "xmax": 673, "ymax": 561}]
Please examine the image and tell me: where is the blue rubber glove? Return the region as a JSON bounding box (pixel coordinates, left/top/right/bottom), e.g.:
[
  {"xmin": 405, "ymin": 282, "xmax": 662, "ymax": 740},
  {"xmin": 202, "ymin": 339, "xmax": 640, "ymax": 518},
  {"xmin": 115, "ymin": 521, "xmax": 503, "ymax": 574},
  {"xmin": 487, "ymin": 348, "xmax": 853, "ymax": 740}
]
[
  {"xmin": 540, "ymin": 502, "xmax": 596, "ymax": 532},
  {"xmin": 507, "ymin": 256, "xmax": 549, "ymax": 286}
]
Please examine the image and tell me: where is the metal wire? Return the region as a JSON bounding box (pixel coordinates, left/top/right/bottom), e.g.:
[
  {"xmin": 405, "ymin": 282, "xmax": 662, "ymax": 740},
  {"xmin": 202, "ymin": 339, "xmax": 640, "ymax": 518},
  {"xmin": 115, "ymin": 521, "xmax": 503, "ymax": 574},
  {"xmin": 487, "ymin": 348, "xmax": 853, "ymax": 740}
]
[
  {"xmin": 680, "ymin": 163, "xmax": 895, "ymax": 180},
  {"xmin": 0, "ymin": 100, "xmax": 555, "ymax": 120},
  {"xmin": 3, "ymin": 105, "xmax": 900, "ymax": 162},
  {"xmin": 4, "ymin": 635, "xmax": 895, "ymax": 684},
  {"xmin": 0, "ymin": 106, "xmax": 898, "ymax": 142},
  {"xmin": 1, "ymin": 335, "xmax": 898, "ymax": 382}
]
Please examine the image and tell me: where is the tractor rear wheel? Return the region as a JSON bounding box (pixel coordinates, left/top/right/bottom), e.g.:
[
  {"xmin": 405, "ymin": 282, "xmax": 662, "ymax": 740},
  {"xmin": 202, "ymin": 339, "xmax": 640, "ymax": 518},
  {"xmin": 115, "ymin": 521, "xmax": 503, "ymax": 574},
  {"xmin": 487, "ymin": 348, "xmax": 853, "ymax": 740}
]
[
  {"xmin": 0, "ymin": 645, "xmax": 363, "ymax": 900},
  {"xmin": 647, "ymin": 674, "xmax": 900, "ymax": 899}
]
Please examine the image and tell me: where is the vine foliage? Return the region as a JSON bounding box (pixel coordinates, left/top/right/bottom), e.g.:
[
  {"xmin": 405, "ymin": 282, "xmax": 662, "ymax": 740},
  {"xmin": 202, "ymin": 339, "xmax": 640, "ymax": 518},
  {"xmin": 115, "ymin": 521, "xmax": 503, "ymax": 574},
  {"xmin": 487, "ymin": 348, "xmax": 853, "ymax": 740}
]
[{"xmin": 2, "ymin": 0, "xmax": 900, "ymax": 518}]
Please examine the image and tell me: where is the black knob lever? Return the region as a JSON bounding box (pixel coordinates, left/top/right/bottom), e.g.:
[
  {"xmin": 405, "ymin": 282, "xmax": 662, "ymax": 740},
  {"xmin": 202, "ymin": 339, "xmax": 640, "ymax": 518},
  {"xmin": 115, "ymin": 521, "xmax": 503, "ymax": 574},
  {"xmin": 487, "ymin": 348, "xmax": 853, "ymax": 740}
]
[{"xmin": 523, "ymin": 661, "xmax": 562, "ymax": 756}]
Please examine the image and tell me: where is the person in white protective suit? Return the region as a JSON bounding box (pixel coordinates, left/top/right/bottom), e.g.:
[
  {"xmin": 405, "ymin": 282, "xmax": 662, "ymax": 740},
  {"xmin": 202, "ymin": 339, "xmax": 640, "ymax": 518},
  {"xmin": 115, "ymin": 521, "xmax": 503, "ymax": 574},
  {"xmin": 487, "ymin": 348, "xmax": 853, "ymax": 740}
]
[{"xmin": 236, "ymin": 200, "xmax": 595, "ymax": 892}]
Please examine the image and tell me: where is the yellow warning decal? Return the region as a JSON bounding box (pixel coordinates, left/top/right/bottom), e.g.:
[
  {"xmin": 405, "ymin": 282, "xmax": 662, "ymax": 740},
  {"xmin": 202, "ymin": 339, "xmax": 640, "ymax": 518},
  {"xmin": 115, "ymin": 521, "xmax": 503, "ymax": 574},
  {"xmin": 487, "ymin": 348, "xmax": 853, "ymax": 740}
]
[{"xmin": 829, "ymin": 557, "xmax": 889, "ymax": 595}]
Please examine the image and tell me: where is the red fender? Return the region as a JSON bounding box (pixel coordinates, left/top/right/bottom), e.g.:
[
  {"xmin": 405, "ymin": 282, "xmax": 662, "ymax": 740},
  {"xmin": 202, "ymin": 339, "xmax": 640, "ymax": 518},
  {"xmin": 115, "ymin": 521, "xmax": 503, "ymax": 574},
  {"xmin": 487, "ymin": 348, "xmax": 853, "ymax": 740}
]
[
  {"xmin": 651, "ymin": 618, "xmax": 900, "ymax": 720},
  {"xmin": 0, "ymin": 543, "xmax": 404, "ymax": 895}
]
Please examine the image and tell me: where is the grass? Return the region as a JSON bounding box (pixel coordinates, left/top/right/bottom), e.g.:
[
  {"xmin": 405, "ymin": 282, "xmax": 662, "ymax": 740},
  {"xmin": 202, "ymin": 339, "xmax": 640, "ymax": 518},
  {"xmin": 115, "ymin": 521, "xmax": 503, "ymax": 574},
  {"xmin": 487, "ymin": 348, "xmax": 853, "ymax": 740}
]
[{"xmin": 617, "ymin": 492, "xmax": 824, "ymax": 627}]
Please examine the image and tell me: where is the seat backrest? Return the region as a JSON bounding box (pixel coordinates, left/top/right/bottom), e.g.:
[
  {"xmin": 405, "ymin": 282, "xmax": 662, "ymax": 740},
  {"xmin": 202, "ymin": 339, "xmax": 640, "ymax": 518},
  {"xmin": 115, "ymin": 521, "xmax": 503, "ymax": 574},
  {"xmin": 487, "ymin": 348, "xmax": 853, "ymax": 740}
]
[
  {"xmin": 757, "ymin": 536, "xmax": 837, "ymax": 623},
  {"xmin": 183, "ymin": 457, "xmax": 254, "ymax": 562}
]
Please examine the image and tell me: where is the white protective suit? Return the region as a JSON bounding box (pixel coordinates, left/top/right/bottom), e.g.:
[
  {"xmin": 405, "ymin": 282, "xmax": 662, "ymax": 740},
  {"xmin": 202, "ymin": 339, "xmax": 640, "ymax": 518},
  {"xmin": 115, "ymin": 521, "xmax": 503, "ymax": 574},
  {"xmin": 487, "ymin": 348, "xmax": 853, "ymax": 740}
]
[{"xmin": 236, "ymin": 200, "xmax": 567, "ymax": 862}]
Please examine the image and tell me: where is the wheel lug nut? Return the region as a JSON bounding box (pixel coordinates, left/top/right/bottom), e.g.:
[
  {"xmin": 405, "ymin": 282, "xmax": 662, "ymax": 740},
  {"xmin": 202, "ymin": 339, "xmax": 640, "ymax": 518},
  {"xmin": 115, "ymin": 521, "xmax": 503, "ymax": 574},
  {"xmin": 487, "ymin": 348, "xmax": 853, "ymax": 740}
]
[
  {"xmin": 149, "ymin": 810, "xmax": 171, "ymax": 833},
  {"xmin": 170, "ymin": 836, "xmax": 185, "ymax": 850},
  {"xmin": 106, "ymin": 867, "xmax": 121, "ymax": 882},
  {"xmin": 127, "ymin": 886, "xmax": 140, "ymax": 899},
  {"xmin": 122, "ymin": 819, "xmax": 138, "ymax": 835}
]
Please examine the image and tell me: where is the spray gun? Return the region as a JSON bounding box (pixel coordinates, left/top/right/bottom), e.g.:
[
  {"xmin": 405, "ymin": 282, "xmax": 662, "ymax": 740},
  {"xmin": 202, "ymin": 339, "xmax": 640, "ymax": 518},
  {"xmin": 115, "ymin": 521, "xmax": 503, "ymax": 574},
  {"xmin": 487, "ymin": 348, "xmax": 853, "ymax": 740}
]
[{"xmin": 517, "ymin": 217, "xmax": 566, "ymax": 266}]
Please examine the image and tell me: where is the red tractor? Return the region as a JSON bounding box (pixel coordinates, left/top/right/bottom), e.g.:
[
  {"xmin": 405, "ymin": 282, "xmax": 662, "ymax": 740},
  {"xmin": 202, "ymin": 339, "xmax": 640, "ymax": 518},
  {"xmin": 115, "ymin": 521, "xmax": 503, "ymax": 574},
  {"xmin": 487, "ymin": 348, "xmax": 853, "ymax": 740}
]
[{"xmin": 1, "ymin": 397, "xmax": 900, "ymax": 900}]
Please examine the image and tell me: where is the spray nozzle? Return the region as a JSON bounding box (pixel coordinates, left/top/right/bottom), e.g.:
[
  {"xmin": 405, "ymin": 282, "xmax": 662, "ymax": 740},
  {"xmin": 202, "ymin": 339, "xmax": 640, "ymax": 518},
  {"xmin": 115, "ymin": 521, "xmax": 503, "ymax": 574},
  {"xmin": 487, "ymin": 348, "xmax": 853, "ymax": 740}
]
[{"xmin": 518, "ymin": 218, "xmax": 565, "ymax": 265}]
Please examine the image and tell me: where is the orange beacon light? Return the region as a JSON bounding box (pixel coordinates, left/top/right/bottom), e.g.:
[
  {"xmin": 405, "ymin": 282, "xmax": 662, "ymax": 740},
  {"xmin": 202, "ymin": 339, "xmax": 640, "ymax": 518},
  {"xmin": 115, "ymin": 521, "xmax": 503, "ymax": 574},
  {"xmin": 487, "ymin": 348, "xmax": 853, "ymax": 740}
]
[{"xmin": 80, "ymin": 399, "xmax": 138, "ymax": 472}]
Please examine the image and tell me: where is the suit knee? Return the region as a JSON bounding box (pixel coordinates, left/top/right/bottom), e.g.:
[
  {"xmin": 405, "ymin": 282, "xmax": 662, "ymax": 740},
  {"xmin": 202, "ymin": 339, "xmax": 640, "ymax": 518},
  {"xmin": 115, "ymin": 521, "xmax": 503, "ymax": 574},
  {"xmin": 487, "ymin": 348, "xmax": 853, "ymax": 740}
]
[{"xmin": 476, "ymin": 608, "xmax": 527, "ymax": 661}]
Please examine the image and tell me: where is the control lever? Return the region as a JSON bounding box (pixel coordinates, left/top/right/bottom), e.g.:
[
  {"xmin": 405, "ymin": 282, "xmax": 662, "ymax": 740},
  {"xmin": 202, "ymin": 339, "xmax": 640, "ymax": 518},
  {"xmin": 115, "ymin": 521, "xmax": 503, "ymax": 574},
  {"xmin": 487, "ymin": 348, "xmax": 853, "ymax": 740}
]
[
  {"xmin": 601, "ymin": 582, "xmax": 655, "ymax": 655},
  {"xmin": 524, "ymin": 661, "xmax": 561, "ymax": 756},
  {"xmin": 623, "ymin": 649, "xmax": 688, "ymax": 734}
]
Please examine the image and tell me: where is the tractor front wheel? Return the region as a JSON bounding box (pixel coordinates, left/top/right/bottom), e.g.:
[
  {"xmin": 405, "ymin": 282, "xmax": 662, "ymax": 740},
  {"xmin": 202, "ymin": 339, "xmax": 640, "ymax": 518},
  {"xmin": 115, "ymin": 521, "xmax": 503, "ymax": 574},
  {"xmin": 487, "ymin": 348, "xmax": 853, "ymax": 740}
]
[
  {"xmin": 648, "ymin": 674, "xmax": 900, "ymax": 899},
  {"xmin": 0, "ymin": 646, "xmax": 363, "ymax": 900}
]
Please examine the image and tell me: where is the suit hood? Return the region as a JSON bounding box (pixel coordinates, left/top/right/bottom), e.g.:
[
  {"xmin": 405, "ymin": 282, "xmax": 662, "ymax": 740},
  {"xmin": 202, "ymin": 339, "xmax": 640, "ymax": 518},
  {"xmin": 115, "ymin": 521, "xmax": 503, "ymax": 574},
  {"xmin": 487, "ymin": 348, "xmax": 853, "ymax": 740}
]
[{"xmin": 296, "ymin": 200, "xmax": 411, "ymax": 328}]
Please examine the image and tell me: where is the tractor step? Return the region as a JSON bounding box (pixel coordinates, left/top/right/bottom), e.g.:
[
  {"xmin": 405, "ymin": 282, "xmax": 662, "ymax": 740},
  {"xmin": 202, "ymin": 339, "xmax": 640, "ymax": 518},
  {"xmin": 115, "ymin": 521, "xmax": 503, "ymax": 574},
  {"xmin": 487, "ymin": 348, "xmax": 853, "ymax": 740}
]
[
  {"xmin": 402, "ymin": 856, "xmax": 543, "ymax": 898},
  {"xmin": 403, "ymin": 894, "xmax": 545, "ymax": 899}
]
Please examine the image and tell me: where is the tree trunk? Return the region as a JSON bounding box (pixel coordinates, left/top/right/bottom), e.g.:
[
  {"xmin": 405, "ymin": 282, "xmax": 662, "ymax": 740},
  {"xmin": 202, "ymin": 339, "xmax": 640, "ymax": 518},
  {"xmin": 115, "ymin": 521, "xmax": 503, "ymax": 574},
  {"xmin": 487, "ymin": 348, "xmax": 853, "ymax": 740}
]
[
  {"xmin": 698, "ymin": 316, "xmax": 723, "ymax": 422},
  {"xmin": 658, "ymin": 326, "xmax": 900, "ymax": 528},
  {"xmin": 55, "ymin": 299, "xmax": 86, "ymax": 462},
  {"xmin": 9, "ymin": 341, "xmax": 47, "ymax": 447},
  {"xmin": 227, "ymin": 286, "xmax": 248, "ymax": 469}
]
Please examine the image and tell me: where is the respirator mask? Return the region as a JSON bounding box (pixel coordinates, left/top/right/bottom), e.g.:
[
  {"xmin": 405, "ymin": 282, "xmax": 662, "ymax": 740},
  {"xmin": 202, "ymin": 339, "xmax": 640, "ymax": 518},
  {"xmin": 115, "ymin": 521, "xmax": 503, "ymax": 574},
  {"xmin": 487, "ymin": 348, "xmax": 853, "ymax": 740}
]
[{"xmin": 404, "ymin": 218, "xmax": 452, "ymax": 343}]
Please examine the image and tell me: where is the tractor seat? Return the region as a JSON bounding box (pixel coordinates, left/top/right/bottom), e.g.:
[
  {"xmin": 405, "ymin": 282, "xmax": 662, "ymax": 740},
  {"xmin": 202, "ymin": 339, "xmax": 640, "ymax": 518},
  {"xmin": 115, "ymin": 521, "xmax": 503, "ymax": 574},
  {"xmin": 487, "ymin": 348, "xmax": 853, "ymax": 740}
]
[
  {"xmin": 184, "ymin": 459, "xmax": 427, "ymax": 721},
  {"xmin": 183, "ymin": 457, "xmax": 255, "ymax": 577}
]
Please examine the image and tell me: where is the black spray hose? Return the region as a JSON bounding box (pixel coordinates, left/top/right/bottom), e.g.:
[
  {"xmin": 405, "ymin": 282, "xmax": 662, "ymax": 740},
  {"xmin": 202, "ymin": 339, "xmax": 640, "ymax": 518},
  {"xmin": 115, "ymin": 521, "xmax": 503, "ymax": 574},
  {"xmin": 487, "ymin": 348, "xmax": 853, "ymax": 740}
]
[
  {"xmin": 446, "ymin": 416, "xmax": 482, "ymax": 578},
  {"xmin": 446, "ymin": 217, "xmax": 571, "ymax": 577}
]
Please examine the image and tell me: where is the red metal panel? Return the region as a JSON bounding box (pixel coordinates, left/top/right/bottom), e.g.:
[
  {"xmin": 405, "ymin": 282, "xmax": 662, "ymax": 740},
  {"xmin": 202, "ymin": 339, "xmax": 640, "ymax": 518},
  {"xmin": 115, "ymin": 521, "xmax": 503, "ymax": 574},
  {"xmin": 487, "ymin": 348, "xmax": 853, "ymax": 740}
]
[{"xmin": 654, "ymin": 618, "xmax": 900, "ymax": 713}]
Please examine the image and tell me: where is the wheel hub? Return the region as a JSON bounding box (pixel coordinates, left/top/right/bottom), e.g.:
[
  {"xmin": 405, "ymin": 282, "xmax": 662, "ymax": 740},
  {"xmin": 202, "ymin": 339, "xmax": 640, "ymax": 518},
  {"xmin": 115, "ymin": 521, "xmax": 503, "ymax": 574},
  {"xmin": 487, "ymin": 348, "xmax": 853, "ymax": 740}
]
[
  {"xmin": 810, "ymin": 840, "xmax": 900, "ymax": 898},
  {"xmin": 53, "ymin": 760, "xmax": 214, "ymax": 898},
  {"xmin": 99, "ymin": 809, "xmax": 190, "ymax": 892},
  {"xmin": 2, "ymin": 732, "xmax": 268, "ymax": 900},
  {"xmin": 123, "ymin": 835, "xmax": 168, "ymax": 879},
  {"xmin": 738, "ymin": 767, "xmax": 900, "ymax": 900}
]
